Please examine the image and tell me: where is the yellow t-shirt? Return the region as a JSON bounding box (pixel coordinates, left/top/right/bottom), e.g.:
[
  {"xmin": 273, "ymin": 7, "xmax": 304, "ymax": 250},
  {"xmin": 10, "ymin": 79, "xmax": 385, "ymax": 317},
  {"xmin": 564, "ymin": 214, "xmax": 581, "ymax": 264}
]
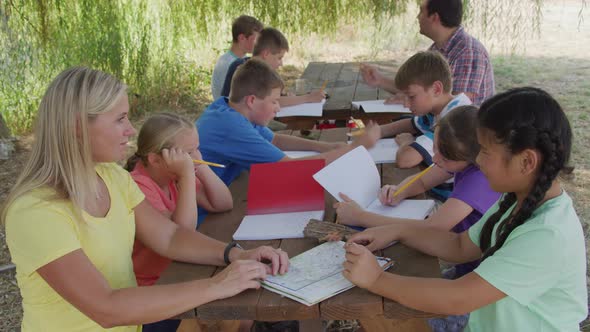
[{"xmin": 6, "ymin": 163, "xmax": 145, "ymax": 332}]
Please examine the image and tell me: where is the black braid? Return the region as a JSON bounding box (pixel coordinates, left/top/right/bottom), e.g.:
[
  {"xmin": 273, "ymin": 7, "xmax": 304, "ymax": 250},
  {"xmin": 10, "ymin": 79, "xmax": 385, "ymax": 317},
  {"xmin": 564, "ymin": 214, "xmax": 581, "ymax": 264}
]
[
  {"xmin": 482, "ymin": 131, "xmax": 564, "ymax": 260},
  {"xmin": 476, "ymin": 87, "xmax": 573, "ymax": 261}
]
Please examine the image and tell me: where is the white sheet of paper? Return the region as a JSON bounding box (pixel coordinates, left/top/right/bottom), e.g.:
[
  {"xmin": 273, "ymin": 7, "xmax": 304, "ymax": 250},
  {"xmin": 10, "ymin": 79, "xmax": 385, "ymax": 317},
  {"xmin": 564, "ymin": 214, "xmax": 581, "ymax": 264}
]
[
  {"xmin": 366, "ymin": 199, "xmax": 435, "ymax": 219},
  {"xmin": 232, "ymin": 210, "xmax": 324, "ymax": 240},
  {"xmin": 283, "ymin": 150, "xmax": 320, "ymax": 159},
  {"xmin": 362, "ymin": 138, "xmax": 399, "ymax": 164},
  {"xmin": 275, "ymin": 99, "xmax": 325, "ymax": 117},
  {"xmin": 284, "ymin": 139, "xmax": 398, "ymax": 164},
  {"xmin": 313, "ymin": 146, "xmax": 380, "ymax": 208},
  {"xmin": 261, "ymin": 241, "xmax": 393, "ymax": 306},
  {"xmin": 352, "ymin": 100, "xmax": 411, "ymax": 113}
]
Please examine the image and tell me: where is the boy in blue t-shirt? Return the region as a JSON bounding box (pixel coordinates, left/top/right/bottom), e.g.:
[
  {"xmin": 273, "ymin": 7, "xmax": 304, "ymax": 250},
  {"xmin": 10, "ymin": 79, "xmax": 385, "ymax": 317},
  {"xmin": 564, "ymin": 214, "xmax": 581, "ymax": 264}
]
[
  {"xmin": 211, "ymin": 15, "xmax": 263, "ymax": 100},
  {"xmin": 220, "ymin": 27, "xmax": 325, "ymax": 107},
  {"xmin": 379, "ymin": 51, "xmax": 472, "ymax": 169},
  {"xmin": 197, "ymin": 59, "xmax": 381, "ymax": 185}
]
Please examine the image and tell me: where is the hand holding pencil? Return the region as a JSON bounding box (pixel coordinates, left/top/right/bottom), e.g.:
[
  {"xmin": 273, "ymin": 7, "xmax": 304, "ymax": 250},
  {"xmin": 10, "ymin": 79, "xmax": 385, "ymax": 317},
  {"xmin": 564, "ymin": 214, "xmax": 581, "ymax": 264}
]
[{"xmin": 379, "ymin": 164, "xmax": 434, "ymax": 206}]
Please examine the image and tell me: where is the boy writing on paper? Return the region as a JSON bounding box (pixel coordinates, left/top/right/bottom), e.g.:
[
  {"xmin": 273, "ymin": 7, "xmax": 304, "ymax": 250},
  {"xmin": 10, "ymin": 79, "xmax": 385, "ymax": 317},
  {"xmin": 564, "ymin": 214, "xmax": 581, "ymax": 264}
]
[
  {"xmin": 382, "ymin": 51, "xmax": 472, "ymax": 172},
  {"xmin": 197, "ymin": 59, "xmax": 381, "ymax": 185},
  {"xmin": 211, "ymin": 15, "xmax": 263, "ymax": 100},
  {"xmin": 220, "ymin": 27, "xmax": 325, "ymax": 107}
]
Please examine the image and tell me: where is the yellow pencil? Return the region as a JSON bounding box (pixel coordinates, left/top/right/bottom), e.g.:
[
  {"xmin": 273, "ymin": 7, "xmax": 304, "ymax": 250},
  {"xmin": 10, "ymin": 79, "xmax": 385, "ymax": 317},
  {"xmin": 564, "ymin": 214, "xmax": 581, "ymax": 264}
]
[
  {"xmin": 193, "ymin": 159, "xmax": 226, "ymax": 168},
  {"xmin": 391, "ymin": 164, "xmax": 434, "ymax": 197},
  {"xmin": 320, "ymin": 80, "xmax": 328, "ymax": 92}
]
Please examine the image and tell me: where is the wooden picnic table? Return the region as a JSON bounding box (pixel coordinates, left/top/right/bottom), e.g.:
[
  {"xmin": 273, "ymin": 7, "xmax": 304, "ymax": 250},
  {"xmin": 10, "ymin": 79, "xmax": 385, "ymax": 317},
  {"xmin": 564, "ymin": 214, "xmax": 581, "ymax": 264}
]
[
  {"xmin": 277, "ymin": 61, "xmax": 406, "ymax": 130},
  {"xmin": 157, "ymin": 128, "xmax": 440, "ymax": 331}
]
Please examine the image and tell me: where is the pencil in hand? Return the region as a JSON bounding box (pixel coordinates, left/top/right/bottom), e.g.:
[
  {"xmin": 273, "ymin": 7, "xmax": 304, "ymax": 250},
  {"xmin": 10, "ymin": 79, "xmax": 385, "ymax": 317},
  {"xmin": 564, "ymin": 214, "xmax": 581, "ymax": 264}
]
[
  {"xmin": 391, "ymin": 164, "xmax": 434, "ymax": 197},
  {"xmin": 193, "ymin": 159, "xmax": 226, "ymax": 168}
]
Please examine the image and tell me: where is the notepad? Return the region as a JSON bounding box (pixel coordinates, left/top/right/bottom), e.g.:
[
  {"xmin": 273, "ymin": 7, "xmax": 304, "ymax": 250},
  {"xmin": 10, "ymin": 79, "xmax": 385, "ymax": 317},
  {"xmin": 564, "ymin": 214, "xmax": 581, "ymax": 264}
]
[
  {"xmin": 312, "ymin": 146, "xmax": 435, "ymax": 219},
  {"xmin": 261, "ymin": 241, "xmax": 394, "ymax": 306},
  {"xmin": 283, "ymin": 138, "xmax": 398, "ymax": 164},
  {"xmin": 352, "ymin": 100, "xmax": 411, "ymax": 113},
  {"xmin": 232, "ymin": 159, "xmax": 326, "ymax": 240},
  {"xmin": 275, "ymin": 99, "xmax": 325, "ymax": 117}
]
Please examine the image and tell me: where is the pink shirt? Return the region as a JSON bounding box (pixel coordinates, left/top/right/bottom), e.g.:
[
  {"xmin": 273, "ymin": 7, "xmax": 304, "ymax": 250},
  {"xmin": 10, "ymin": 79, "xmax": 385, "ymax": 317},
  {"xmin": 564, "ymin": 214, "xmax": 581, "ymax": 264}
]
[{"xmin": 130, "ymin": 162, "xmax": 201, "ymax": 286}]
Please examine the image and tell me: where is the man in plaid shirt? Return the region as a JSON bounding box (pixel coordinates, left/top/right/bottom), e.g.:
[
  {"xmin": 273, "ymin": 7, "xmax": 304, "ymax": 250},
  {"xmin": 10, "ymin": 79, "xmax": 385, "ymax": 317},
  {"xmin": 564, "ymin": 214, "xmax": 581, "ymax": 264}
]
[{"xmin": 361, "ymin": 0, "xmax": 495, "ymax": 106}]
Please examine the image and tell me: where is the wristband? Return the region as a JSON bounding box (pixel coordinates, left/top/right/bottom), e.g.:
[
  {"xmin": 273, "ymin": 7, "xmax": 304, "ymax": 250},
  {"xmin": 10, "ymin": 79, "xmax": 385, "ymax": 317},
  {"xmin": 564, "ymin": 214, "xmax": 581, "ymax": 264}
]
[{"xmin": 223, "ymin": 241, "xmax": 242, "ymax": 265}]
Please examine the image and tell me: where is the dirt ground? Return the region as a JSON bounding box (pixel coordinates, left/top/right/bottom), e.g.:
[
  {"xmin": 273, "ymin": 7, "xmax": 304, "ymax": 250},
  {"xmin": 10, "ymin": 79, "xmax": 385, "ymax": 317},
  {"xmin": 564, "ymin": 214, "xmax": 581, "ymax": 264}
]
[{"xmin": 1, "ymin": 0, "xmax": 589, "ymax": 331}]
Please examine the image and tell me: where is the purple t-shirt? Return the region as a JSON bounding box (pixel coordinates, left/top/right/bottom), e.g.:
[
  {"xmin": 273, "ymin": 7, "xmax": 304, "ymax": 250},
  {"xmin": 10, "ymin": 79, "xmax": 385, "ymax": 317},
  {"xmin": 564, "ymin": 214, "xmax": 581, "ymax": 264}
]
[{"xmin": 448, "ymin": 164, "xmax": 501, "ymax": 277}]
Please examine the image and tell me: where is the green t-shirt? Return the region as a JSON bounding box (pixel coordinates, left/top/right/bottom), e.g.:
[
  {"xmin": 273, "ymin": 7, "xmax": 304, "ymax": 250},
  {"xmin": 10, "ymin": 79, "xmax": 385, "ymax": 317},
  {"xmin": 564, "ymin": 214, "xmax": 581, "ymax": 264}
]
[{"xmin": 467, "ymin": 192, "xmax": 587, "ymax": 332}]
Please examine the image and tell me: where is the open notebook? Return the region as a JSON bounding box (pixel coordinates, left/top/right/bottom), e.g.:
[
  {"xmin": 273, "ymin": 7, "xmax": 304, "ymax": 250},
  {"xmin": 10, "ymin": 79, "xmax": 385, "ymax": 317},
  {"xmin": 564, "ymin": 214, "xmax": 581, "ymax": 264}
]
[
  {"xmin": 352, "ymin": 100, "xmax": 411, "ymax": 113},
  {"xmin": 275, "ymin": 99, "xmax": 325, "ymax": 117},
  {"xmin": 283, "ymin": 138, "xmax": 399, "ymax": 164},
  {"xmin": 232, "ymin": 159, "xmax": 325, "ymax": 240},
  {"xmin": 312, "ymin": 146, "xmax": 435, "ymax": 220},
  {"xmin": 261, "ymin": 241, "xmax": 394, "ymax": 306}
]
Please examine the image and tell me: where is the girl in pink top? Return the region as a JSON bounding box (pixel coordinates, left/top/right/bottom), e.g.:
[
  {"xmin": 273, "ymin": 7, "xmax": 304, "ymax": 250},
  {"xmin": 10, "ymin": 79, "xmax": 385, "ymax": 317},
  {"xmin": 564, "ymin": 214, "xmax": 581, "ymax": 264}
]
[{"xmin": 125, "ymin": 113, "xmax": 233, "ymax": 287}]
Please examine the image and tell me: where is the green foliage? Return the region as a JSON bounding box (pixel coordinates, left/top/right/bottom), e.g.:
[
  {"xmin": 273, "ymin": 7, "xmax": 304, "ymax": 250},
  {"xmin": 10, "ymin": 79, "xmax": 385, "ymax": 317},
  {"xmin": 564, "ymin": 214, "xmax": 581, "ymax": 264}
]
[{"xmin": 0, "ymin": 0, "xmax": 550, "ymax": 134}]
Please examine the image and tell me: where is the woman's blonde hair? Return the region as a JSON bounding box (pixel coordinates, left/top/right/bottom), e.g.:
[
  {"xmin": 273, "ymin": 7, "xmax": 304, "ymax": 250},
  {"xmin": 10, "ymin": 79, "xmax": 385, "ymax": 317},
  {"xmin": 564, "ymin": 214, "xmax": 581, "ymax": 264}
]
[
  {"xmin": 125, "ymin": 112, "xmax": 195, "ymax": 171},
  {"xmin": 2, "ymin": 67, "xmax": 127, "ymax": 224}
]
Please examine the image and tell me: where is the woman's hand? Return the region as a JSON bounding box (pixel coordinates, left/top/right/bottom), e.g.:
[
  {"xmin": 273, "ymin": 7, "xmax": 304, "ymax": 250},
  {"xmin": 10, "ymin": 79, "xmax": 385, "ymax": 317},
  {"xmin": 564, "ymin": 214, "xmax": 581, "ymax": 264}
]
[
  {"xmin": 209, "ymin": 260, "xmax": 268, "ymax": 300},
  {"xmin": 236, "ymin": 246, "xmax": 290, "ymax": 276}
]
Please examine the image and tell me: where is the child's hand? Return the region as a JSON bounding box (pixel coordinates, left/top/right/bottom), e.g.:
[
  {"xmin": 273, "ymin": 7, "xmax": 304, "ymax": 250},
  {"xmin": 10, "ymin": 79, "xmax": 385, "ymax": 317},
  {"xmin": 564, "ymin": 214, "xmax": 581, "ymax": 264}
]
[
  {"xmin": 305, "ymin": 89, "xmax": 326, "ymax": 103},
  {"xmin": 378, "ymin": 184, "xmax": 405, "ymax": 206},
  {"xmin": 333, "ymin": 193, "xmax": 365, "ymax": 227},
  {"xmin": 395, "ymin": 133, "xmax": 415, "ymax": 147},
  {"xmin": 161, "ymin": 148, "xmax": 194, "ymax": 179},
  {"xmin": 356, "ymin": 121, "xmax": 381, "ymax": 149},
  {"xmin": 342, "ymin": 242, "xmax": 383, "ymax": 289},
  {"xmin": 360, "ymin": 63, "xmax": 383, "ymax": 88},
  {"xmin": 209, "ymin": 260, "xmax": 267, "ymax": 300},
  {"xmin": 346, "ymin": 226, "xmax": 396, "ymax": 252}
]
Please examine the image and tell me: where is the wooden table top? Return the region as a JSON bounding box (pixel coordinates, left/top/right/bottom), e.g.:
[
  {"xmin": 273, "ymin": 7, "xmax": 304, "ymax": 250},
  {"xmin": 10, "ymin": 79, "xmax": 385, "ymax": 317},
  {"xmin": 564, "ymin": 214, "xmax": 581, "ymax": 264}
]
[
  {"xmin": 156, "ymin": 127, "xmax": 440, "ymax": 322},
  {"xmin": 277, "ymin": 61, "xmax": 406, "ymax": 129}
]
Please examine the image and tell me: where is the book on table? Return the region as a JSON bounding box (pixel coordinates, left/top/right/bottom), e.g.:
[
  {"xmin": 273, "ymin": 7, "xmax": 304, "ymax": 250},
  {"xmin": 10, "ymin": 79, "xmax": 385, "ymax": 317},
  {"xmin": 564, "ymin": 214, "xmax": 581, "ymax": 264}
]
[
  {"xmin": 312, "ymin": 146, "xmax": 436, "ymax": 221},
  {"xmin": 275, "ymin": 99, "xmax": 325, "ymax": 117},
  {"xmin": 232, "ymin": 159, "xmax": 326, "ymax": 240},
  {"xmin": 261, "ymin": 241, "xmax": 394, "ymax": 306}
]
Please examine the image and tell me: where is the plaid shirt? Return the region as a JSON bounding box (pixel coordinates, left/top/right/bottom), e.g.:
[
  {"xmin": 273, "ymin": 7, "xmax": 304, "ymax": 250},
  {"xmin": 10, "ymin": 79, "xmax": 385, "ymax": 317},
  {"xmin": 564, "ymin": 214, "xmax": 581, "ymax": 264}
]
[{"xmin": 429, "ymin": 27, "xmax": 495, "ymax": 105}]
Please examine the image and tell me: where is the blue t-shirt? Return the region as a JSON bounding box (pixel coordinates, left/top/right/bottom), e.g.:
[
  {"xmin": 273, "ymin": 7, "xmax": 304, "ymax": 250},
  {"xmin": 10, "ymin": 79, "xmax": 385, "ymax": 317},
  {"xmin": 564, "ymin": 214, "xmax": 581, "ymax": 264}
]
[
  {"xmin": 221, "ymin": 57, "xmax": 250, "ymax": 98},
  {"xmin": 196, "ymin": 97, "xmax": 285, "ymax": 185}
]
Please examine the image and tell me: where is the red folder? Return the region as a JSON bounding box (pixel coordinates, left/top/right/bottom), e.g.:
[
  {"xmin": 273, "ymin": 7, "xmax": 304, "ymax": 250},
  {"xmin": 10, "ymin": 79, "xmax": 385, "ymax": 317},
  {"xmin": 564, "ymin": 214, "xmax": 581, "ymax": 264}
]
[{"xmin": 247, "ymin": 159, "xmax": 325, "ymax": 215}]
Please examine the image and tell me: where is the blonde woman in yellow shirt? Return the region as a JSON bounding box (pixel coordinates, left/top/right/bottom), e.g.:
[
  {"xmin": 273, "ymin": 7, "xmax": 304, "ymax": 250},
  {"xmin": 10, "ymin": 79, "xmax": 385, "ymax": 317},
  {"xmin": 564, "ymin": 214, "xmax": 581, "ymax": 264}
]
[{"xmin": 2, "ymin": 67, "xmax": 289, "ymax": 332}]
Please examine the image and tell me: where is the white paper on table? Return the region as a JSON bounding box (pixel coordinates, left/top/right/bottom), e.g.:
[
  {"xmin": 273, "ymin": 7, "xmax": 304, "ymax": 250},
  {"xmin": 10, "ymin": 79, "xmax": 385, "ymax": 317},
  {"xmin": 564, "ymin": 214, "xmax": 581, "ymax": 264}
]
[
  {"xmin": 232, "ymin": 210, "xmax": 324, "ymax": 240},
  {"xmin": 312, "ymin": 146, "xmax": 380, "ymax": 208},
  {"xmin": 261, "ymin": 241, "xmax": 393, "ymax": 306},
  {"xmin": 352, "ymin": 100, "xmax": 411, "ymax": 113},
  {"xmin": 276, "ymin": 99, "xmax": 325, "ymax": 117},
  {"xmin": 363, "ymin": 138, "xmax": 399, "ymax": 164},
  {"xmin": 283, "ymin": 150, "xmax": 320, "ymax": 159},
  {"xmin": 366, "ymin": 199, "xmax": 436, "ymax": 219}
]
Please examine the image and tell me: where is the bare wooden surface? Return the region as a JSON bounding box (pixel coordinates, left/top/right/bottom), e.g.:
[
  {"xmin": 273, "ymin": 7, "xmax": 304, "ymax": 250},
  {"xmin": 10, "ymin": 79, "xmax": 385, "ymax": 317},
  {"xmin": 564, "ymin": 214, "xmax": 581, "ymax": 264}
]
[
  {"xmin": 156, "ymin": 127, "xmax": 441, "ymax": 326},
  {"xmin": 278, "ymin": 61, "xmax": 405, "ymax": 129}
]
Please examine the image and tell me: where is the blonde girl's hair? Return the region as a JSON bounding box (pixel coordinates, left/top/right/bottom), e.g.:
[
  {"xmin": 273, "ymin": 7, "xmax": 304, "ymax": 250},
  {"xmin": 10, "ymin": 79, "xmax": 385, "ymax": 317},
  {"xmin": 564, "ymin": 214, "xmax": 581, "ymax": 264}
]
[
  {"xmin": 125, "ymin": 112, "xmax": 195, "ymax": 171},
  {"xmin": 2, "ymin": 67, "xmax": 128, "ymax": 224}
]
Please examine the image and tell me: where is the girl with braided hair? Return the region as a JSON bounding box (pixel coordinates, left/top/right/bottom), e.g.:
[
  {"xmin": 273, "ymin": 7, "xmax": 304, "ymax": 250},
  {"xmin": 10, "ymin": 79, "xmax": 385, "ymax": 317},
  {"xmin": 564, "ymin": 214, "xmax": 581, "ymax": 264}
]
[{"xmin": 342, "ymin": 87, "xmax": 587, "ymax": 331}]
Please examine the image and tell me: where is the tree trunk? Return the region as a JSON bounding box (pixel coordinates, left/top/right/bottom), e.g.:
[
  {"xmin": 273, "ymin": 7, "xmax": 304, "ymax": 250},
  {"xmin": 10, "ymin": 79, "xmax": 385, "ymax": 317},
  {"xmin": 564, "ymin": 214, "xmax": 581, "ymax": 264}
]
[{"xmin": 0, "ymin": 113, "xmax": 12, "ymax": 139}]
